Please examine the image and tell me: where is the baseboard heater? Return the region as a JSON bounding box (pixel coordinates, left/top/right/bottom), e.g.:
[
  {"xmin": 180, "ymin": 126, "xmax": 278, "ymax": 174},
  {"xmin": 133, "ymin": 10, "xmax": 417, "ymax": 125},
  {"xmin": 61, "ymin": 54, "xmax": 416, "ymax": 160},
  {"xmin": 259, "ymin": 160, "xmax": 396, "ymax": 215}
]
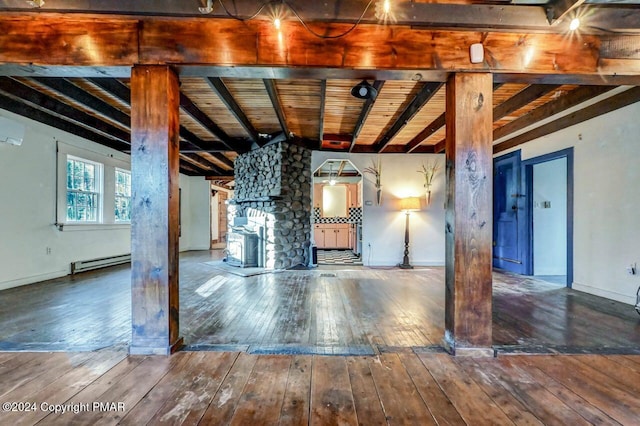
[{"xmin": 71, "ymin": 254, "xmax": 131, "ymax": 274}]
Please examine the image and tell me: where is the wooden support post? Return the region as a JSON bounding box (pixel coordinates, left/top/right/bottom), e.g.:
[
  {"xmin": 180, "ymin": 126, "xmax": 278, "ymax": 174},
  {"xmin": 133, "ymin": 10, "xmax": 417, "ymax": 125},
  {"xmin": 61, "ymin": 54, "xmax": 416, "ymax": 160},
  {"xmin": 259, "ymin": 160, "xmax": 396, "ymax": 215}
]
[
  {"xmin": 130, "ymin": 65, "xmax": 183, "ymax": 355},
  {"xmin": 444, "ymin": 73, "xmax": 494, "ymax": 357}
]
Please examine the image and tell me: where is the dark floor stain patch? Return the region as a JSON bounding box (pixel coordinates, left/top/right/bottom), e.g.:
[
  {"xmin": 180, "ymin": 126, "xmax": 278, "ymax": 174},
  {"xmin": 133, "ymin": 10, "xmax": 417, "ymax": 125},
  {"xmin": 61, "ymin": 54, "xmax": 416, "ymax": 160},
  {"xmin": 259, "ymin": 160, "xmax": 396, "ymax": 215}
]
[
  {"xmin": 247, "ymin": 344, "xmax": 376, "ymax": 356},
  {"xmin": 319, "ymin": 273, "xmax": 337, "ymax": 278},
  {"xmin": 411, "ymin": 345, "xmax": 448, "ymax": 354},
  {"xmin": 183, "ymin": 344, "xmax": 251, "ymax": 352}
]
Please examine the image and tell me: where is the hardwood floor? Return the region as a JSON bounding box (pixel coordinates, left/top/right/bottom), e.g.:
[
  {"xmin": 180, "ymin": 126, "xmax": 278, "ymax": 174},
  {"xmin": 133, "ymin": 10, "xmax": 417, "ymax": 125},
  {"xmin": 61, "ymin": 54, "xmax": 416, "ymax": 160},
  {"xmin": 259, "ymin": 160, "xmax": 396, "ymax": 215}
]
[
  {"xmin": 1, "ymin": 349, "xmax": 639, "ymax": 424},
  {"xmin": 2, "ymin": 251, "xmax": 640, "ymax": 424},
  {"xmin": 1, "ymin": 250, "xmax": 639, "ymax": 353}
]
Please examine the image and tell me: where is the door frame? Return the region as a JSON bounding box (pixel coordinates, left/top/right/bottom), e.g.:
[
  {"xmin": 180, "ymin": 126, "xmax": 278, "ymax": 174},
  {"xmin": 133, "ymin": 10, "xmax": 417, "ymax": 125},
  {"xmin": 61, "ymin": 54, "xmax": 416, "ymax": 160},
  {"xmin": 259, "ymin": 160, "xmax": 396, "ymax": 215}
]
[
  {"xmin": 493, "ymin": 150, "xmax": 527, "ymax": 274},
  {"xmin": 522, "ymin": 148, "xmax": 574, "ymax": 288}
]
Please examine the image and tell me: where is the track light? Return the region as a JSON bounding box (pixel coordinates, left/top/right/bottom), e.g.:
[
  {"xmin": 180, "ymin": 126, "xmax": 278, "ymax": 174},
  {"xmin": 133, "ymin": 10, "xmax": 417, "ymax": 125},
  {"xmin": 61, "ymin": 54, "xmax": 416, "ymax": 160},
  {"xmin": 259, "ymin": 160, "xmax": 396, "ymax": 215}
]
[{"xmin": 350, "ymin": 80, "xmax": 378, "ymax": 100}]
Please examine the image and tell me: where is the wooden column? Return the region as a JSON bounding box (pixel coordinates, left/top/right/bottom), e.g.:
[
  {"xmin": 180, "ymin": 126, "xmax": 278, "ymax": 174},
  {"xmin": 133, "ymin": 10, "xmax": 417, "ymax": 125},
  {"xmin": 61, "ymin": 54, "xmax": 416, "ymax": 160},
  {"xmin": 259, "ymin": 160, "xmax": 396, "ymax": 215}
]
[
  {"xmin": 444, "ymin": 73, "xmax": 493, "ymax": 356},
  {"xmin": 130, "ymin": 65, "xmax": 182, "ymax": 355}
]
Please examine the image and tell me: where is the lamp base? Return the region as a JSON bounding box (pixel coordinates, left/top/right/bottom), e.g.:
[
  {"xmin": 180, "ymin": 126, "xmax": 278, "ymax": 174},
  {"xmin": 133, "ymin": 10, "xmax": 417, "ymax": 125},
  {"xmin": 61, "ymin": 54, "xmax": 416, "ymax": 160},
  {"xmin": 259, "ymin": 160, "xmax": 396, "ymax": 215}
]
[{"xmin": 398, "ymin": 262, "xmax": 414, "ymax": 269}]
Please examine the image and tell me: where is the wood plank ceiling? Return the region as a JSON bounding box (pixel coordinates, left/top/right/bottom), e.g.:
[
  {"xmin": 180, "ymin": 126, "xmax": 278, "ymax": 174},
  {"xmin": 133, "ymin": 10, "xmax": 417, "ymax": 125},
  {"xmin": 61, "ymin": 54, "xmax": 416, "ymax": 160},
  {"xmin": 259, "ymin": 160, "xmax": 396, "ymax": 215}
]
[{"xmin": 0, "ymin": 0, "xmax": 639, "ymax": 176}]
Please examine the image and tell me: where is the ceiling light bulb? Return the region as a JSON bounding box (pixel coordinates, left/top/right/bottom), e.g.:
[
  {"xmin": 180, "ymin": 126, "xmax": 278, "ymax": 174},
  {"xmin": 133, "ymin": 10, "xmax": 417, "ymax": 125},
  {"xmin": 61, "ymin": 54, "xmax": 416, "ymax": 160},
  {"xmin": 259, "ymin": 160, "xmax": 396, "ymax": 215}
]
[
  {"xmin": 274, "ymin": 18, "xmax": 281, "ymax": 30},
  {"xmin": 383, "ymin": 0, "xmax": 391, "ymax": 14},
  {"xmin": 329, "ymin": 179, "xmax": 336, "ymax": 186},
  {"xmin": 569, "ymin": 18, "xmax": 580, "ymax": 31}
]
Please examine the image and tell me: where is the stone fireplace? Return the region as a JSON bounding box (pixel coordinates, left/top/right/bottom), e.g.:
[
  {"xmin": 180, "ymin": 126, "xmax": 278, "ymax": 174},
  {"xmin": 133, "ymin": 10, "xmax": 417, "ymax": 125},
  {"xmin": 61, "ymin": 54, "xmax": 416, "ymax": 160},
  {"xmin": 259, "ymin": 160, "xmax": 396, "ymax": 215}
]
[{"xmin": 228, "ymin": 142, "xmax": 312, "ymax": 269}]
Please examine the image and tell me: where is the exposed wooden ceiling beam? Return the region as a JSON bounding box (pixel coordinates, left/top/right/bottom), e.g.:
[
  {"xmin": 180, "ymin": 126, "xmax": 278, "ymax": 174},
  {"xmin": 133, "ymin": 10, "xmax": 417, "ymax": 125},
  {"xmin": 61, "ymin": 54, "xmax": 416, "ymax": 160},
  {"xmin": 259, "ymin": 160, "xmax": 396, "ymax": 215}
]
[
  {"xmin": 406, "ymin": 83, "xmax": 504, "ymax": 153},
  {"xmin": 206, "ymin": 77, "xmax": 259, "ymax": 144},
  {"xmin": 32, "ymin": 77, "xmax": 131, "ymax": 127},
  {"xmin": 546, "ymin": 0, "xmax": 586, "ymax": 25},
  {"xmin": 3, "ymin": 15, "xmax": 639, "ymax": 84},
  {"xmin": 88, "ymin": 77, "xmax": 235, "ymax": 171},
  {"xmin": 430, "ymin": 85, "xmax": 568, "ymax": 154},
  {"xmin": 375, "ymin": 82, "xmax": 443, "ymax": 153},
  {"xmin": 179, "ymin": 91, "xmax": 246, "ymax": 153},
  {"xmin": 181, "ymin": 153, "xmax": 226, "ymax": 176},
  {"xmin": 494, "ymin": 86, "xmax": 640, "ymax": 153},
  {"xmin": 177, "ymin": 127, "xmax": 234, "ymax": 170},
  {"xmin": 337, "ymin": 160, "xmax": 347, "ymax": 177},
  {"xmin": 263, "ymin": 79, "xmax": 290, "ymax": 140},
  {"xmin": 177, "ymin": 160, "xmax": 206, "ymax": 176},
  {"xmin": 349, "ymin": 80, "xmax": 384, "ymax": 152},
  {"xmin": 405, "ymin": 114, "xmax": 446, "ymax": 153},
  {"xmin": 205, "ymin": 176, "xmax": 235, "ymax": 182},
  {"xmin": 0, "ymin": 92, "xmax": 129, "ymax": 151},
  {"xmin": 494, "ymin": 84, "xmax": 562, "ymax": 121},
  {"xmin": 433, "ymin": 139, "xmax": 446, "ymax": 154},
  {"xmin": 3, "ymin": 2, "xmax": 636, "ymax": 34},
  {"xmin": 319, "ymin": 79, "xmax": 327, "ymax": 149},
  {"xmin": 0, "ymin": 77, "xmax": 131, "ymax": 144},
  {"xmin": 493, "ymin": 85, "xmax": 615, "ymax": 141}
]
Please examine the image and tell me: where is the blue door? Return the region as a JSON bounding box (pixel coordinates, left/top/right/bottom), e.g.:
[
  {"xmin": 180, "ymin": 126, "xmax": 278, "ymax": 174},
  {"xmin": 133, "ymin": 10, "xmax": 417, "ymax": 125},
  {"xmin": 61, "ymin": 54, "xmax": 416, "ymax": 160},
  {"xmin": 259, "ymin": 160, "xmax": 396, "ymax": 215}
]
[{"xmin": 493, "ymin": 151, "xmax": 525, "ymax": 273}]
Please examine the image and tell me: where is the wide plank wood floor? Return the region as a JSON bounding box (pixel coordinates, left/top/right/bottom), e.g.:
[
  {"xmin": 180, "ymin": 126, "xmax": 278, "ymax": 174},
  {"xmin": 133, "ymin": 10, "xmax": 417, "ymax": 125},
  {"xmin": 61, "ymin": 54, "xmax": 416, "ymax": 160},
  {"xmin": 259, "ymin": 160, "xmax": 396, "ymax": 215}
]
[
  {"xmin": 1, "ymin": 350, "xmax": 639, "ymax": 425},
  {"xmin": 0, "ymin": 250, "xmax": 639, "ymax": 353}
]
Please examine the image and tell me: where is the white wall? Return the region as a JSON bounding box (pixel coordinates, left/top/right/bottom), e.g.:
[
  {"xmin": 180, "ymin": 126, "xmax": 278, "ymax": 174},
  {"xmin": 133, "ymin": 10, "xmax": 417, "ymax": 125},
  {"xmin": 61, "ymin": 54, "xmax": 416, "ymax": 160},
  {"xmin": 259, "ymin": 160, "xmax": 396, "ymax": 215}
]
[
  {"xmin": 533, "ymin": 158, "xmax": 567, "ymax": 276},
  {"xmin": 312, "ymin": 152, "xmax": 446, "ymax": 267},
  {"xmin": 0, "ymin": 109, "xmax": 210, "ymax": 290},
  {"xmin": 500, "ymin": 98, "xmax": 640, "ymax": 305}
]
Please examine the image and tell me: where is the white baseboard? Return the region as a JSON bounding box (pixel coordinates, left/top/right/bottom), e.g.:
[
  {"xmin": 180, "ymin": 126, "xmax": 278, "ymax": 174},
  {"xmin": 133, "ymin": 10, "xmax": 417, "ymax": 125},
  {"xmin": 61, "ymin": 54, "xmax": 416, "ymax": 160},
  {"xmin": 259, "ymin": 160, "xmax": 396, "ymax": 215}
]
[
  {"xmin": 0, "ymin": 269, "xmax": 69, "ymax": 291},
  {"xmin": 572, "ymin": 282, "xmax": 635, "ymax": 306}
]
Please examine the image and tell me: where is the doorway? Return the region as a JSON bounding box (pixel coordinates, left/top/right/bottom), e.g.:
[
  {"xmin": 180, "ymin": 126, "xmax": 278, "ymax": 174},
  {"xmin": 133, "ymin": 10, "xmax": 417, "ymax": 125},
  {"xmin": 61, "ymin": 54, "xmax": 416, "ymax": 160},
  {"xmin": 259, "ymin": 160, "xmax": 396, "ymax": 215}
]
[
  {"xmin": 523, "ymin": 148, "xmax": 574, "ymax": 287},
  {"xmin": 493, "ymin": 151, "xmax": 526, "ymax": 274},
  {"xmin": 313, "ymin": 159, "xmax": 363, "ymax": 265},
  {"xmin": 210, "ymin": 187, "xmax": 228, "ymax": 249}
]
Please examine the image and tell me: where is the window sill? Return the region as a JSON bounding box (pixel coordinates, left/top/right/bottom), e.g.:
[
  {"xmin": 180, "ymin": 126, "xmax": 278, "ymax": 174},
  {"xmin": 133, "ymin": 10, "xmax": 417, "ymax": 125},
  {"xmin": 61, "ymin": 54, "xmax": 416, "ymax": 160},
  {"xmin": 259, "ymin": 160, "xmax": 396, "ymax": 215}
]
[{"xmin": 55, "ymin": 223, "xmax": 131, "ymax": 232}]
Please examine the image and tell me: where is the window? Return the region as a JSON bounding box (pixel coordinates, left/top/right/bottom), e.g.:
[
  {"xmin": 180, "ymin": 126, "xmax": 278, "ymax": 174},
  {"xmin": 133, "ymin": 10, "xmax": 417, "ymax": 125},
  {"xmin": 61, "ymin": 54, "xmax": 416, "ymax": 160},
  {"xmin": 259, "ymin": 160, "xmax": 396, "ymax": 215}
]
[
  {"xmin": 66, "ymin": 156, "xmax": 102, "ymax": 222},
  {"xmin": 115, "ymin": 168, "xmax": 132, "ymax": 222}
]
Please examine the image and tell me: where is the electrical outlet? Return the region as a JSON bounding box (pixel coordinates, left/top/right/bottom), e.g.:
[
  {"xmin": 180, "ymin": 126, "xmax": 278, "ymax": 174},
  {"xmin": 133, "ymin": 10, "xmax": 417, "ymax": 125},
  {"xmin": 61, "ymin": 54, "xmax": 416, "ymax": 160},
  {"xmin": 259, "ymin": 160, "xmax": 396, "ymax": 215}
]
[
  {"xmin": 46, "ymin": 247, "xmax": 51, "ymax": 255},
  {"xmin": 627, "ymin": 263, "xmax": 637, "ymax": 275}
]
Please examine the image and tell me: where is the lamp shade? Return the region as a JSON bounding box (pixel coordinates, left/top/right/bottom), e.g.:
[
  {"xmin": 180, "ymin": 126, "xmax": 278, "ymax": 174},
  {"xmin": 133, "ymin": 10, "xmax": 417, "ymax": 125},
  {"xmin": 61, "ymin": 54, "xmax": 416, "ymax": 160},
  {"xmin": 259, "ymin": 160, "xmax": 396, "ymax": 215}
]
[{"xmin": 399, "ymin": 197, "xmax": 421, "ymax": 212}]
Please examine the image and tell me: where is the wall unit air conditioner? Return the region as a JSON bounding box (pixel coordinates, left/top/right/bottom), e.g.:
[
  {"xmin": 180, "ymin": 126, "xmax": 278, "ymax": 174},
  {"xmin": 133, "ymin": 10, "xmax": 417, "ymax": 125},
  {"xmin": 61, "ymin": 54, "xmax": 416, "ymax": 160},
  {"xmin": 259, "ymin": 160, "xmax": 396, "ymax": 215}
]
[{"xmin": 0, "ymin": 116, "xmax": 26, "ymax": 146}]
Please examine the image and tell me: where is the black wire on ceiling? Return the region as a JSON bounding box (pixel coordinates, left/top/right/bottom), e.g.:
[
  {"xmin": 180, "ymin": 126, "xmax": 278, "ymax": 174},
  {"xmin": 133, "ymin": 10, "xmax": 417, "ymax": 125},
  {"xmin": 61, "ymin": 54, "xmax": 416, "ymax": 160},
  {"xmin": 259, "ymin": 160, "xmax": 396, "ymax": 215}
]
[{"xmin": 216, "ymin": 0, "xmax": 376, "ymax": 39}]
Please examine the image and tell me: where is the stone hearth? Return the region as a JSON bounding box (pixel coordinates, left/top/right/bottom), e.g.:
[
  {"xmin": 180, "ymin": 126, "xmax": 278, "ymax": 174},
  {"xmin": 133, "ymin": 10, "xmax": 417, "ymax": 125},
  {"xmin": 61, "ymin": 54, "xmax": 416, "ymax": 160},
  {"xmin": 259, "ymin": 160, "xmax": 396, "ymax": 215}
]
[{"xmin": 229, "ymin": 142, "xmax": 312, "ymax": 269}]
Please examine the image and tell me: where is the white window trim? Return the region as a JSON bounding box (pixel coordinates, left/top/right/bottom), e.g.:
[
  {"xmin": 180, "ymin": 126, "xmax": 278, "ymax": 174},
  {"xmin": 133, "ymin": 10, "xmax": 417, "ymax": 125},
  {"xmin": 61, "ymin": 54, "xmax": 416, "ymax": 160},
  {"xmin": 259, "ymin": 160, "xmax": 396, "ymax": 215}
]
[
  {"xmin": 56, "ymin": 140, "xmax": 131, "ymax": 231},
  {"xmin": 65, "ymin": 155, "xmax": 103, "ymax": 224},
  {"xmin": 114, "ymin": 167, "xmax": 132, "ymax": 223}
]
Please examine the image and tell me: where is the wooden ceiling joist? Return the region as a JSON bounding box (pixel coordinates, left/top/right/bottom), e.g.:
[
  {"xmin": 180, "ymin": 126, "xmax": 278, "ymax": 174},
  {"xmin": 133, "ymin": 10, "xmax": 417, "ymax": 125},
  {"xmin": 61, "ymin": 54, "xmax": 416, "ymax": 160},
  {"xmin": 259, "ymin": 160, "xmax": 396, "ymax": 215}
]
[
  {"xmin": 206, "ymin": 77, "xmax": 260, "ymax": 145},
  {"xmin": 349, "ymin": 80, "xmax": 384, "ymax": 152},
  {"xmin": 263, "ymin": 79, "xmax": 291, "ymax": 140},
  {"xmin": 405, "ymin": 113, "xmax": 446, "ymax": 153},
  {"xmin": 181, "ymin": 153, "xmax": 226, "ymax": 176},
  {"xmin": 32, "ymin": 77, "xmax": 131, "ymax": 128},
  {"xmin": 179, "ymin": 92, "xmax": 244, "ymax": 153},
  {"xmin": 494, "ymin": 86, "xmax": 640, "ymax": 153},
  {"xmin": 0, "ymin": 77, "xmax": 131, "ymax": 145},
  {"xmin": 406, "ymin": 83, "xmax": 503, "ymax": 153},
  {"xmin": 493, "ymin": 84, "xmax": 562, "ymax": 121},
  {"xmin": 88, "ymin": 77, "xmax": 233, "ymax": 174},
  {"xmin": 0, "ymin": 92, "xmax": 129, "ymax": 152},
  {"xmin": 375, "ymin": 82, "xmax": 443, "ymax": 153},
  {"xmin": 493, "ymin": 85, "xmax": 615, "ymax": 141}
]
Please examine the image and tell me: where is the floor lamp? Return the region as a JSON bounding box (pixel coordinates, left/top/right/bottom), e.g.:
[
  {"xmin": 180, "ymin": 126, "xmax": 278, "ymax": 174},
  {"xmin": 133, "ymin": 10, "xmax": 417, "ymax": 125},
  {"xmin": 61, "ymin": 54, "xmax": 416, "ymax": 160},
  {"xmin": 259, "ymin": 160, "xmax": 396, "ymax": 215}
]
[{"xmin": 399, "ymin": 197, "xmax": 421, "ymax": 269}]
